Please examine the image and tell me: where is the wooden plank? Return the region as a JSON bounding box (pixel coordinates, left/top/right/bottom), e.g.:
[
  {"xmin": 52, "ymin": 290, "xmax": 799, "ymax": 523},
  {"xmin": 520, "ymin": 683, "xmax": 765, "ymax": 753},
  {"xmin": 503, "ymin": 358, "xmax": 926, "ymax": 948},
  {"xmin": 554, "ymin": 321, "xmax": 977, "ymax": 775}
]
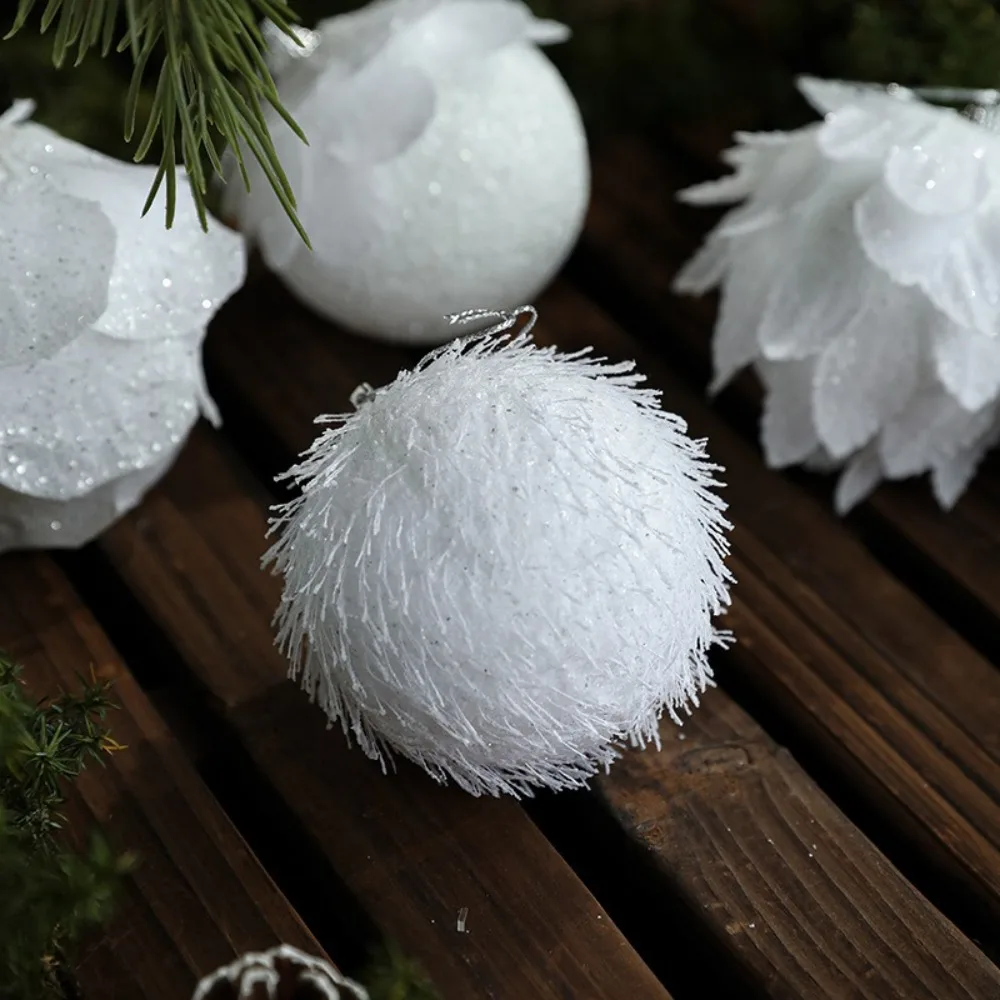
[
  {"xmin": 98, "ymin": 428, "xmax": 673, "ymax": 1000},
  {"xmin": 0, "ymin": 553, "xmax": 322, "ymax": 1000},
  {"xmin": 561, "ymin": 151, "xmax": 1000, "ymax": 926},
  {"xmin": 598, "ymin": 688, "xmax": 1000, "ymax": 1000},
  {"xmin": 203, "ymin": 274, "xmax": 1000, "ymax": 994}
]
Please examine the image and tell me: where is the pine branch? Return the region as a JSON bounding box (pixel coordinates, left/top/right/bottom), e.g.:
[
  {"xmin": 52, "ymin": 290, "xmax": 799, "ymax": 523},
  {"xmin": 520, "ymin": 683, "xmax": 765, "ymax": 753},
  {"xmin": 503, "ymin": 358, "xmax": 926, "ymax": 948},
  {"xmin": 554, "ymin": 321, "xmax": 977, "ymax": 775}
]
[
  {"xmin": 0, "ymin": 654, "xmax": 132, "ymax": 999},
  {"xmin": 4, "ymin": 0, "xmax": 309, "ymax": 241}
]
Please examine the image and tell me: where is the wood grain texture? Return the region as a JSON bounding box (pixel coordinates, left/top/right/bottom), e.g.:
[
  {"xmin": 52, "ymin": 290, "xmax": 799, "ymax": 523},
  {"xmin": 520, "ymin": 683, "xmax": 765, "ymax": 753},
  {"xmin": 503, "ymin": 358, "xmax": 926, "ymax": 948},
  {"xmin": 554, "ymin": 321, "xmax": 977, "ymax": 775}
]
[
  {"xmin": 98, "ymin": 428, "xmax": 672, "ymax": 1000},
  {"xmin": 204, "ymin": 272, "xmax": 1000, "ymax": 994},
  {"xmin": 598, "ymin": 689, "xmax": 1000, "ymax": 1000},
  {"xmin": 0, "ymin": 553, "xmax": 322, "ymax": 1000},
  {"xmin": 565, "ymin": 141, "xmax": 1000, "ymax": 922}
]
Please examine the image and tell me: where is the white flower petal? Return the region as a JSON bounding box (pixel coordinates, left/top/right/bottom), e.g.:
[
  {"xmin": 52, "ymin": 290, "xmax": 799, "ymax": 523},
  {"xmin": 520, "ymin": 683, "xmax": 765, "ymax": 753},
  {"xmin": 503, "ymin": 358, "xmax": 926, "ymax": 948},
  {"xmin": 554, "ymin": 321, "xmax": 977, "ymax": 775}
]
[
  {"xmin": 717, "ymin": 132, "xmax": 828, "ymax": 237},
  {"xmin": 932, "ymin": 314, "xmax": 1000, "ymax": 410},
  {"xmin": 401, "ymin": 1, "xmax": 562, "ymax": 66},
  {"xmin": 885, "ymin": 126, "xmax": 989, "ymax": 215},
  {"xmin": 923, "ymin": 221, "xmax": 1000, "ymax": 336},
  {"xmin": 678, "ymin": 173, "xmax": 758, "ymax": 206},
  {"xmin": 527, "ymin": 18, "xmax": 571, "ymax": 45},
  {"xmin": 0, "ymin": 454, "xmax": 177, "ymax": 555},
  {"xmin": 813, "ymin": 280, "xmax": 924, "ymax": 458},
  {"xmin": 798, "ymin": 76, "xmax": 881, "ymax": 115},
  {"xmin": 672, "ymin": 230, "xmax": 729, "ymax": 295},
  {"xmin": 731, "ymin": 129, "xmax": 801, "ymax": 149},
  {"xmin": 834, "ymin": 445, "xmax": 883, "ymax": 514},
  {"xmin": 711, "ymin": 228, "xmax": 790, "ymax": 391},
  {"xmin": 0, "ymin": 172, "xmax": 115, "ymax": 366},
  {"xmin": 817, "ymin": 105, "xmax": 904, "ymax": 161},
  {"xmin": 931, "ymin": 421, "xmax": 1000, "ymax": 508},
  {"xmin": 758, "ymin": 203, "xmax": 868, "ymax": 360},
  {"xmin": 854, "ymin": 171, "xmax": 974, "ymax": 288},
  {"xmin": 878, "ymin": 387, "xmax": 994, "ymax": 478},
  {"xmin": 758, "ymin": 359, "xmax": 820, "ymax": 466},
  {"xmin": 0, "ymin": 331, "xmax": 204, "ymax": 501},
  {"xmin": 44, "ymin": 157, "xmax": 247, "ymax": 341}
]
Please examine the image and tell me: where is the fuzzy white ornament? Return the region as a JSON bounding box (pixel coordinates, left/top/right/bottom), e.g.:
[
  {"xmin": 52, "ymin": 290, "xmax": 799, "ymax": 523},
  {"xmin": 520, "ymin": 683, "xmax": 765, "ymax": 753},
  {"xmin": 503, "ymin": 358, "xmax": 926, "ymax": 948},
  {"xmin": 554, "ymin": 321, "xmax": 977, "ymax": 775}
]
[
  {"xmin": 265, "ymin": 307, "xmax": 733, "ymax": 798},
  {"xmin": 225, "ymin": 0, "xmax": 590, "ymax": 345},
  {"xmin": 674, "ymin": 76, "xmax": 1000, "ymax": 512},
  {"xmin": 0, "ymin": 101, "xmax": 246, "ymax": 554}
]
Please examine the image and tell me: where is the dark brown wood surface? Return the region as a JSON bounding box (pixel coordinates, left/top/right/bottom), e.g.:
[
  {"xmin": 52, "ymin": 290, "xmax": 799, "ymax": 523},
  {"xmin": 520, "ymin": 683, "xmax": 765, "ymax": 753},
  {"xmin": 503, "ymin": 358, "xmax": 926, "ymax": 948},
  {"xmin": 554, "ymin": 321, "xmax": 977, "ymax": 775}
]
[
  {"xmin": 598, "ymin": 689, "xmax": 1000, "ymax": 1000},
  {"xmin": 0, "ymin": 554, "xmax": 324, "ymax": 1000}
]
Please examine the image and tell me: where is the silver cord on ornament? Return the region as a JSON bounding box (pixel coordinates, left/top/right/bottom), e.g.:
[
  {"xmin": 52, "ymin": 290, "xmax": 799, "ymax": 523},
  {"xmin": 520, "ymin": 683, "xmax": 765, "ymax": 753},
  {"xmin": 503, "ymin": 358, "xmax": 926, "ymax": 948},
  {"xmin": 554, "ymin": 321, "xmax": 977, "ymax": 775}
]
[{"xmin": 446, "ymin": 304, "xmax": 539, "ymax": 341}]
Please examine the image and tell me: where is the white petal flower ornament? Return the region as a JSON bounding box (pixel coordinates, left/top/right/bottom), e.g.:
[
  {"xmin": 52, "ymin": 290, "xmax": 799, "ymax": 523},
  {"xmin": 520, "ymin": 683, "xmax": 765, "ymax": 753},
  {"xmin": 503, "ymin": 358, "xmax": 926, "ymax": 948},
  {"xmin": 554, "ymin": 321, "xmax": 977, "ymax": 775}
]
[
  {"xmin": 674, "ymin": 76, "xmax": 1000, "ymax": 512},
  {"xmin": 0, "ymin": 101, "xmax": 247, "ymax": 553},
  {"xmin": 265, "ymin": 306, "xmax": 733, "ymax": 798},
  {"xmin": 225, "ymin": 0, "xmax": 590, "ymax": 345}
]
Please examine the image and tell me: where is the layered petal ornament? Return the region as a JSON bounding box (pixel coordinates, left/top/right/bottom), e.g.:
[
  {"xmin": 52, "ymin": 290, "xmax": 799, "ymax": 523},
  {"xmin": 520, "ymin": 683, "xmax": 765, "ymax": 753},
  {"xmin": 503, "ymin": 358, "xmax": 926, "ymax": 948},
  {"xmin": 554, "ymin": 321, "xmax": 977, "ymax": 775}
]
[
  {"xmin": 0, "ymin": 102, "xmax": 246, "ymax": 552},
  {"xmin": 224, "ymin": 0, "xmax": 589, "ymax": 345},
  {"xmin": 674, "ymin": 76, "xmax": 1000, "ymax": 512}
]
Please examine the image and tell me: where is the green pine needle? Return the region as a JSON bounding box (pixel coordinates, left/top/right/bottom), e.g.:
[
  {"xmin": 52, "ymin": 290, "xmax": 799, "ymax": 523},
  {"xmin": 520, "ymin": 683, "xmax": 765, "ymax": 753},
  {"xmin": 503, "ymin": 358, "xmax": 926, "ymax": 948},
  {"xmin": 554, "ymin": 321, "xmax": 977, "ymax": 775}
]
[{"xmin": 5, "ymin": 0, "xmax": 310, "ymax": 242}]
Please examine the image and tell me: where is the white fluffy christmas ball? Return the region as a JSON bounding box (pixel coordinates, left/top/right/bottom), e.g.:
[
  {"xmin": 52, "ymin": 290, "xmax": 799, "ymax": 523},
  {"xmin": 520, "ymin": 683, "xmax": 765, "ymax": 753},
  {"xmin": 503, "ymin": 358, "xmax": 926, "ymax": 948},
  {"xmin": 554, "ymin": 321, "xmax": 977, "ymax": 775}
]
[
  {"xmin": 675, "ymin": 76, "xmax": 1000, "ymax": 512},
  {"xmin": 265, "ymin": 307, "xmax": 733, "ymax": 797},
  {"xmin": 226, "ymin": 0, "xmax": 590, "ymax": 344},
  {"xmin": 0, "ymin": 101, "xmax": 246, "ymax": 554}
]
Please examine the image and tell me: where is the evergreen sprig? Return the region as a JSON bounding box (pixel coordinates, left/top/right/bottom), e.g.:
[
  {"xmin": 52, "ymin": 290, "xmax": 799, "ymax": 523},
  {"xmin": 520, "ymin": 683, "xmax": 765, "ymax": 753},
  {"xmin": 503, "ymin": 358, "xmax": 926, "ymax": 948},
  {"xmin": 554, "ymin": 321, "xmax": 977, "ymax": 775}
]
[
  {"xmin": 4, "ymin": 0, "xmax": 309, "ymax": 238},
  {"xmin": 0, "ymin": 653, "xmax": 132, "ymax": 1000}
]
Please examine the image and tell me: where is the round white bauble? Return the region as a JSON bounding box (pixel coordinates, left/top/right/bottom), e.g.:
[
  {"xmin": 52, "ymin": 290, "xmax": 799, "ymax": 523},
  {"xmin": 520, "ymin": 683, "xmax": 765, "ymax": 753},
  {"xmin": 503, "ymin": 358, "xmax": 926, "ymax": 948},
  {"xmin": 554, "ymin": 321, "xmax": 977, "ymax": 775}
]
[
  {"xmin": 0, "ymin": 101, "xmax": 246, "ymax": 554},
  {"xmin": 226, "ymin": 0, "xmax": 590, "ymax": 345},
  {"xmin": 265, "ymin": 307, "xmax": 733, "ymax": 798}
]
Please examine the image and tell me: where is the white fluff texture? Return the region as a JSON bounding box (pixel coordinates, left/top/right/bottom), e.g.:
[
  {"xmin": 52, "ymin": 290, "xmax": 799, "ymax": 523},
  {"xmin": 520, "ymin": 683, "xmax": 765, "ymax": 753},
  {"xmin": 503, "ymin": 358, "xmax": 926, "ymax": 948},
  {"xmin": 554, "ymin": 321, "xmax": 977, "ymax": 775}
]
[
  {"xmin": 674, "ymin": 76, "xmax": 1000, "ymax": 512},
  {"xmin": 225, "ymin": 0, "xmax": 590, "ymax": 345},
  {"xmin": 191, "ymin": 945, "xmax": 368, "ymax": 1000},
  {"xmin": 0, "ymin": 101, "xmax": 247, "ymax": 553},
  {"xmin": 266, "ymin": 307, "xmax": 733, "ymax": 798}
]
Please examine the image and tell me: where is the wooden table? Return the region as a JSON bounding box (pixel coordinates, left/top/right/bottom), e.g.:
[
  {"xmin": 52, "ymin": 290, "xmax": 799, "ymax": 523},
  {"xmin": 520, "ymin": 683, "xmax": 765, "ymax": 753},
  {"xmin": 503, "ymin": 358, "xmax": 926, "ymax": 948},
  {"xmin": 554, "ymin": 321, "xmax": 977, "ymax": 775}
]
[{"xmin": 6, "ymin": 119, "xmax": 1000, "ymax": 998}]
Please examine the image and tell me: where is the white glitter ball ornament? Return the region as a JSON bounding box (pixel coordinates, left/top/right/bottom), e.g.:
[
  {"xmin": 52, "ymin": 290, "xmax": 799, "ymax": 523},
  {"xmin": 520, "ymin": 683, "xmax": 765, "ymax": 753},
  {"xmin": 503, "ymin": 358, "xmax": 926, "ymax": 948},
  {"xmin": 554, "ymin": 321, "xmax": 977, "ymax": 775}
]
[
  {"xmin": 674, "ymin": 76, "xmax": 1000, "ymax": 513},
  {"xmin": 265, "ymin": 307, "xmax": 733, "ymax": 798},
  {"xmin": 0, "ymin": 101, "xmax": 246, "ymax": 554},
  {"xmin": 226, "ymin": 0, "xmax": 590, "ymax": 345}
]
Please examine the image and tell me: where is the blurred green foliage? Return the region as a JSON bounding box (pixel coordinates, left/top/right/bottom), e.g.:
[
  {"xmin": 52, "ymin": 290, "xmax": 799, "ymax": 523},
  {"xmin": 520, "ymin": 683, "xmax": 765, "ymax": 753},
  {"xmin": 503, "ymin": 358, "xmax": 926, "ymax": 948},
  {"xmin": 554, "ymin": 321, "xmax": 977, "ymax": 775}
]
[
  {"xmin": 4, "ymin": 1, "xmax": 1000, "ymax": 155},
  {"xmin": 359, "ymin": 943, "xmax": 439, "ymax": 1000}
]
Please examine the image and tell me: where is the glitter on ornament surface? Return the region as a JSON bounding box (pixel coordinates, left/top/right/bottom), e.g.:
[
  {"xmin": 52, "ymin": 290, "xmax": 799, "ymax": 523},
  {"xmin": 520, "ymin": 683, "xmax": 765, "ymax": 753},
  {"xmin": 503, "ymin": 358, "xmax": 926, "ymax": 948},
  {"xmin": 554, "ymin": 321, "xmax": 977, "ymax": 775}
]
[
  {"xmin": 266, "ymin": 307, "xmax": 733, "ymax": 798},
  {"xmin": 226, "ymin": 0, "xmax": 590, "ymax": 345},
  {"xmin": 0, "ymin": 102, "xmax": 247, "ymax": 553}
]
